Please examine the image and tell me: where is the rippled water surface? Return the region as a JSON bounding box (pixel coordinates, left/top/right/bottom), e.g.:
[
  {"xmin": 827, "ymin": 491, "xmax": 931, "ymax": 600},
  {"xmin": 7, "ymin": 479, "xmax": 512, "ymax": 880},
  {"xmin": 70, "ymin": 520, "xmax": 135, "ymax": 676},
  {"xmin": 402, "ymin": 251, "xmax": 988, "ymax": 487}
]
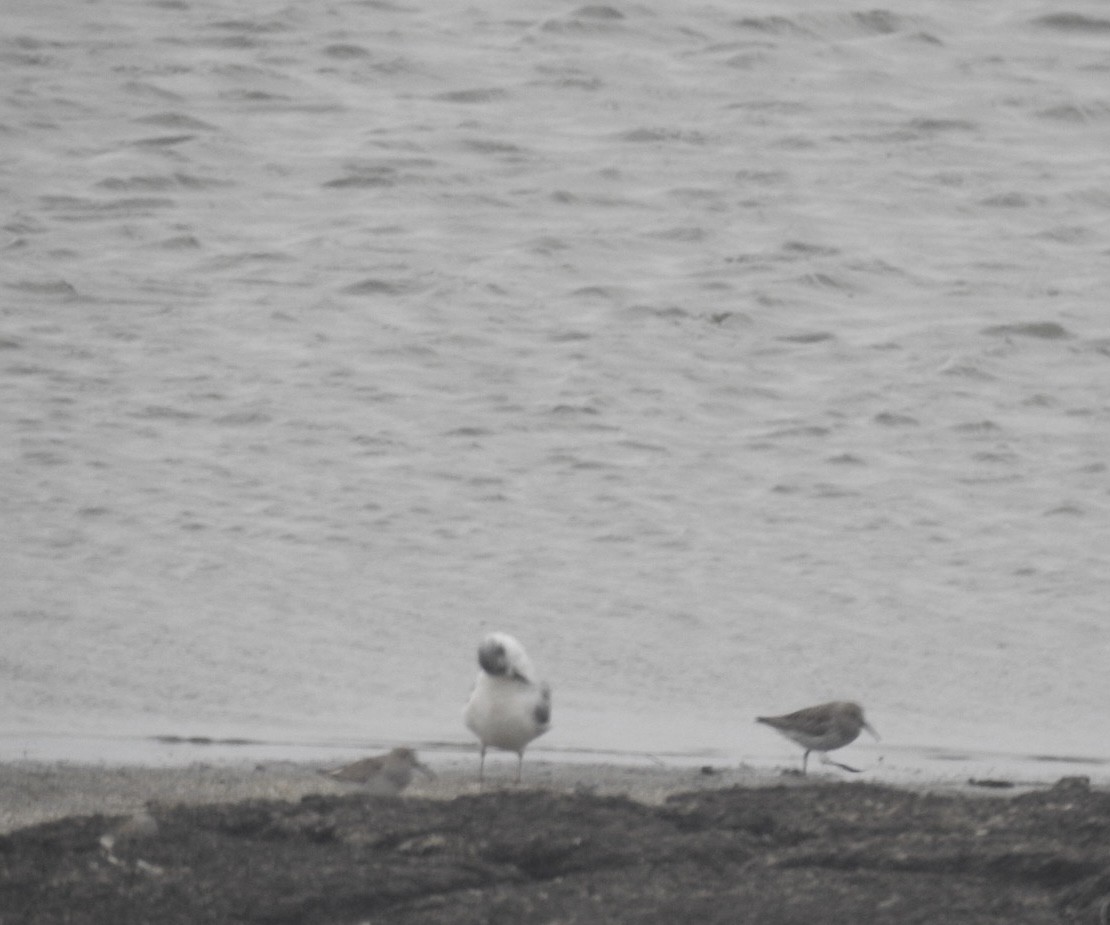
[{"xmin": 3, "ymin": 0, "xmax": 1110, "ymax": 774}]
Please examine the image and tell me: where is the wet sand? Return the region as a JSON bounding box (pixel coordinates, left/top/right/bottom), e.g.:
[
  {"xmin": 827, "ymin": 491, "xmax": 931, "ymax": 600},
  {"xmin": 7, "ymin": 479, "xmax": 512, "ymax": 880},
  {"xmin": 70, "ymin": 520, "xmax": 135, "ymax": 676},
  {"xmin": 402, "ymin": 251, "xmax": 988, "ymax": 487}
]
[
  {"xmin": 2, "ymin": 759, "xmax": 1109, "ymax": 924},
  {"xmin": 0, "ymin": 757, "xmax": 775, "ymax": 834}
]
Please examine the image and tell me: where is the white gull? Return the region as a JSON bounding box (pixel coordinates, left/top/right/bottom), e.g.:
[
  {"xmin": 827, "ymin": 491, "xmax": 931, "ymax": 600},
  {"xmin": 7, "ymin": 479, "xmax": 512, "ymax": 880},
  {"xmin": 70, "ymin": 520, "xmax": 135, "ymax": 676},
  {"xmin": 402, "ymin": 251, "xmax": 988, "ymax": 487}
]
[{"xmin": 463, "ymin": 632, "xmax": 551, "ymax": 784}]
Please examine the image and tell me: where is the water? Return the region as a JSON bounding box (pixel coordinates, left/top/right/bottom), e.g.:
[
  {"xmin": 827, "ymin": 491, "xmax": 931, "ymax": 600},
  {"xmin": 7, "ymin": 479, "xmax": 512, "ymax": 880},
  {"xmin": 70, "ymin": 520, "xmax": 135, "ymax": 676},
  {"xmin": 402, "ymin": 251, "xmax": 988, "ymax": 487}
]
[{"xmin": 3, "ymin": 0, "xmax": 1109, "ymax": 778}]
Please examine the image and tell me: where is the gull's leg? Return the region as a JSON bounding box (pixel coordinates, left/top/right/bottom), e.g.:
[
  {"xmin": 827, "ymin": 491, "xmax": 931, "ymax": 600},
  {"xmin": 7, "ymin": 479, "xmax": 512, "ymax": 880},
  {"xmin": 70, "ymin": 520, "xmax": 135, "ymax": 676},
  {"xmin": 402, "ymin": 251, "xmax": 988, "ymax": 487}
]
[
  {"xmin": 802, "ymin": 750, "xmax": 810, "ymax": 775},
  {"xmin": 515, "ymin": 751, "xmax": 524, "ymax": 784},
  {"xmin": 478, "ymin": 745, "xmax": 486, "ymax": 788}
]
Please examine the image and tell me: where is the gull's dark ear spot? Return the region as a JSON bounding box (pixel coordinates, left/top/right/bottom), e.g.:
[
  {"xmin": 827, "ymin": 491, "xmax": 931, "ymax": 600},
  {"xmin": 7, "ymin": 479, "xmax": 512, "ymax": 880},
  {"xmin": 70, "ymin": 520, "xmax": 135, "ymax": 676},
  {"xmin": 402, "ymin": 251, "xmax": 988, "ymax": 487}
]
[{"xmin": 478, "ymin": 640, "xmax": 507, "ymax": 676}]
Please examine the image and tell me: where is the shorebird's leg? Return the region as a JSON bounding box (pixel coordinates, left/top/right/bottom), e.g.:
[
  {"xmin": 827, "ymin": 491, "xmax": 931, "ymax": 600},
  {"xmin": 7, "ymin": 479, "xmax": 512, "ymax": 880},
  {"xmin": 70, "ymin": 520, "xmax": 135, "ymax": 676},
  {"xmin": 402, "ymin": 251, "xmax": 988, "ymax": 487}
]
[
  {"xmin": 478, "ymin": 745, "xmax": 486, "ymax": 788},
  {"xmin": 515, "ymin": 751, "xmax": 523, "ymax": 784},
  {"xmin": 802, "ymin": 750, "xmax": 810, "ymax": 775},
  {"xmin": 821, "ymin": 755, "xmax": 861, "ymax": 773}
]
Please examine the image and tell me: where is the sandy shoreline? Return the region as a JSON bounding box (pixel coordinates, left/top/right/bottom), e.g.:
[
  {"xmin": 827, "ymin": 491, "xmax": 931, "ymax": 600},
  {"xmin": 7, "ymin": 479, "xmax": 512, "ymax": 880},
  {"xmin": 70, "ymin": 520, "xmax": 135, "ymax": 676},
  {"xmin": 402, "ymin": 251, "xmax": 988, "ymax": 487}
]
[
  {"xmin": 4, "ymin": 748, "xmax": 1096, "ymax": 836},
  {"xmin": 0, "ymin": 756, "xmax": 769, "ymax": 834},
  {"xmin": 3, "ymin": 758, "xmax": 1108, "ymax": 924}
]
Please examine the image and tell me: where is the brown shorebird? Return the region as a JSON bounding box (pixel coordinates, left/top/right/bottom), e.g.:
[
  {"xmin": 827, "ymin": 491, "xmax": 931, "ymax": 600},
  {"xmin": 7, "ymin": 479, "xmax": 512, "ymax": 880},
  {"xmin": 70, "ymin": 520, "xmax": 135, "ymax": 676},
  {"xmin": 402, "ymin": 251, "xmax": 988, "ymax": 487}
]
[
  {"xmin": 320, "ymin": 747, "xmax": 434, "ymax": 796},
  {"xmin": 757, "ymin": 701, "xmax": 879, "ymax": 774},
  {"xmin": 463, "ymin": 632, "xmax": 552, "ymax": 784},
  {"xmin": 100, "ymin": 805, "xmax": 161, "ymax": 871}
]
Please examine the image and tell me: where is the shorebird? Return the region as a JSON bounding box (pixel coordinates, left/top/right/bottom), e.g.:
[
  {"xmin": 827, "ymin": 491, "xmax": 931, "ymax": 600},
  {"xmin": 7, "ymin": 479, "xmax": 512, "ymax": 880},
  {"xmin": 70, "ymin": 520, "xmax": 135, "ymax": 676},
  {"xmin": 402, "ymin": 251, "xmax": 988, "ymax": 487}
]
[
  {"xmin": 320, "ymin": 747, "xmax": 434, "ymax": 796},
  {"xmin": 757, "ymin": 701, "xmax": 879, "ymax": 774},
  {"xmin": 100, "ymin": 806, "xmax": 158, "ymax": 854},
  {"xmin": 463, "ymin": 632, "xmax": 551, "ymax": 784},
  {"xmin": 100, "ymin": 805, "xmax": 161, "ymax": 871}
]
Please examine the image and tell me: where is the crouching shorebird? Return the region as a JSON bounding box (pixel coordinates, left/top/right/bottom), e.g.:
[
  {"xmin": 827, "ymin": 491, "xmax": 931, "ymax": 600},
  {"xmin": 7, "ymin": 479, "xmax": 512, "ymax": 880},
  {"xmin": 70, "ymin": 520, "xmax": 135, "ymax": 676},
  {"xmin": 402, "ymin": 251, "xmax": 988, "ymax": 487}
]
[
  {"xmin": 757, "ymin": 701, "xmax": 879, "ymax": 775},
  {"xmin": 320, "ymin": 747, "xmax": 434, "ymax": 796},
  {"xmin": 464, "ymin": 632, "xmax": 551, "ymax": 784}
]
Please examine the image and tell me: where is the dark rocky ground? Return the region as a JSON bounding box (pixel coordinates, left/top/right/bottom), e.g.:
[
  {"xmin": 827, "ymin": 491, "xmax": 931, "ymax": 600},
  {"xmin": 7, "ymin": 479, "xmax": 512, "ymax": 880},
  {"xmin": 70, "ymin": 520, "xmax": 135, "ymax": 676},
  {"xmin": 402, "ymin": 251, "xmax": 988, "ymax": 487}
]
[{"xmin": 2, "ymin": 776, "xmax": 1109, "ymax": 924}]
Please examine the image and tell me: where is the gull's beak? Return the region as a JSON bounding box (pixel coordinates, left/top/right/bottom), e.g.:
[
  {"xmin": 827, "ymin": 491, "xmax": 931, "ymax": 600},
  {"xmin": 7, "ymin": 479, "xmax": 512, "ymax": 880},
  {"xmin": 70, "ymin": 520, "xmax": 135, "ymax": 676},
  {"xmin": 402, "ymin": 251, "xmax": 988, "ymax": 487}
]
[
  {"xmin": 415, "ymin": 761, "xmax": 436, "ymax": 779},
  {"xmin": 863, "ymin": 721, "xmax": 880, "ymax": 742}
]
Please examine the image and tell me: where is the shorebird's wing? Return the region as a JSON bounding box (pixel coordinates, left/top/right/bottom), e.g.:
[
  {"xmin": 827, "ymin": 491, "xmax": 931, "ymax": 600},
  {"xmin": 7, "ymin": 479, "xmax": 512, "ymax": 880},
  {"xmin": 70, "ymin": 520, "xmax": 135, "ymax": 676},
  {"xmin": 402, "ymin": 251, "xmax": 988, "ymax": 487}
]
[
  {"xmin": 324, "ymin": 757, "xmax": 381, "ymax": 782},
  {"xmin": 759, "ymin": 705, "xmax": 835, "ymax": 737}
]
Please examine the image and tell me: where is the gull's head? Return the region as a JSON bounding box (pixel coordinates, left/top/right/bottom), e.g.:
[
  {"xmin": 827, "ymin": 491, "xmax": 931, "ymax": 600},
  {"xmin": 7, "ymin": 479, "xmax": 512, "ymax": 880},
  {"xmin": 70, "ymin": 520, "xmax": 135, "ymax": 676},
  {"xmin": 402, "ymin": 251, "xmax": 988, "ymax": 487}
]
[{"xmin": 477, "ymin": 632, "xmax": 538, "ymax": 683}]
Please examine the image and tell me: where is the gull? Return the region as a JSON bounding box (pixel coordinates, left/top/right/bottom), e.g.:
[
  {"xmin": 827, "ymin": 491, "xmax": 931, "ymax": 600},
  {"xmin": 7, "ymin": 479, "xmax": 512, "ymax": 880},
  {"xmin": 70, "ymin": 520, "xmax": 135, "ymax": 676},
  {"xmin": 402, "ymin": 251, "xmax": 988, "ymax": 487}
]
[
  {"xmin": 463, "ymin": 632, "xmax": 551, "ymax": 784},
  {"xmin": 319, "ymin": 747, "xmax": 434, "ymax": 796},
  {"xmin": 757, "ymin": 701, "xmax": 879, "ymax": 774}
]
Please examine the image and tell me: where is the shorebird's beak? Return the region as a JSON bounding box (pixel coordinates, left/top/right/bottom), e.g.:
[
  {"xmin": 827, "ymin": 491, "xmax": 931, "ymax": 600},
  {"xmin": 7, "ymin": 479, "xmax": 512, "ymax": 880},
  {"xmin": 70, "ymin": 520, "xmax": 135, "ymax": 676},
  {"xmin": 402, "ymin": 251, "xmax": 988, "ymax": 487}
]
[
  {"xmin": 863, "ymin": 721, "xmax": 880, "ymax": 742},
  {"xmin": 415, "ymin": 761, "xmax": 436, "ymax": 779}
]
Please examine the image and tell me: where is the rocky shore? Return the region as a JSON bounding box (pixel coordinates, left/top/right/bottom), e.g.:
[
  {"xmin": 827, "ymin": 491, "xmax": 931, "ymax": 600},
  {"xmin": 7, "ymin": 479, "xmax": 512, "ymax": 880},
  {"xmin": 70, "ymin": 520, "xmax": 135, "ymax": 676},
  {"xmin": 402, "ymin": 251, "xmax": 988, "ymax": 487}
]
[{"xmin": 1, "ymin": 762, "xmax": 1108, "ymax": 924}]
